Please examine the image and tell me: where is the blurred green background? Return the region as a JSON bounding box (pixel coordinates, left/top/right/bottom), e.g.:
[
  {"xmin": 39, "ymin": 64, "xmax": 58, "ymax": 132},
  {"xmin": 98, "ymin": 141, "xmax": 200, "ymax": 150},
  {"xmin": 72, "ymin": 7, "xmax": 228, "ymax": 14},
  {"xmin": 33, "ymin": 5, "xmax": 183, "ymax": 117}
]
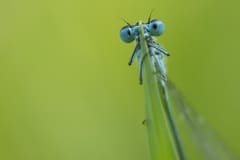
[{"xmin": 0, "ymin": 0, "xmax": 240, "ymax": 159}]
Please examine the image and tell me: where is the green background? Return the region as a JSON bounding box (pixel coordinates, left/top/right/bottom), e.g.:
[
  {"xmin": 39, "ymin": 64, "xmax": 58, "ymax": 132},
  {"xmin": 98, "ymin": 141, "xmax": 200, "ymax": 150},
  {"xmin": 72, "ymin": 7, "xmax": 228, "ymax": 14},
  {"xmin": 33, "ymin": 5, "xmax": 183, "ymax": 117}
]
[{"xmin": 0, "ymin": 0, "xmax": 239, "ymax": 159}]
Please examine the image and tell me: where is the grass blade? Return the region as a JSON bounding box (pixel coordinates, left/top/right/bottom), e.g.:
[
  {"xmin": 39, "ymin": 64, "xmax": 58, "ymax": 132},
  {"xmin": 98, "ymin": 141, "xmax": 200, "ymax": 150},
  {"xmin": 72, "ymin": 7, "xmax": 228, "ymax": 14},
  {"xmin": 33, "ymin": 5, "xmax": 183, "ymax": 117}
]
[{"xmin": 138, "ymin": 21, "xmax": 185, "ymax": 160}]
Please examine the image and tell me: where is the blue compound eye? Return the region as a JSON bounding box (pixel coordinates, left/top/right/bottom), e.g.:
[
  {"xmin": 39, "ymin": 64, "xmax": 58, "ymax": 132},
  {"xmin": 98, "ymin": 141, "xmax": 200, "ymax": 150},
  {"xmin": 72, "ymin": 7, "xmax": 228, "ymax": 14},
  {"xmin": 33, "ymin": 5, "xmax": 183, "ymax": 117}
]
[
  {"xmin": 120, "ymin": 26, "xmax": 135, "ymax": 43},
  {"xmin": 148, "ymin": 20, "xmax": 165, "ymax": 36}
]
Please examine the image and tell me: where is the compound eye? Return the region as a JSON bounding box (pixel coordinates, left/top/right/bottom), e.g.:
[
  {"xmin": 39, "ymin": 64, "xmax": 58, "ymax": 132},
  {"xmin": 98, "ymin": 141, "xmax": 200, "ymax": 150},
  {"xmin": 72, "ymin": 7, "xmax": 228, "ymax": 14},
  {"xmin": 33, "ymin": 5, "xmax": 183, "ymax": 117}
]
[
  {"xmin": 148, "ymin": 20, "xmax": 165, "ymax": 36},
  {"xmin": 120, "ymin": 26, "xmax": 135, "ymax": 43}
]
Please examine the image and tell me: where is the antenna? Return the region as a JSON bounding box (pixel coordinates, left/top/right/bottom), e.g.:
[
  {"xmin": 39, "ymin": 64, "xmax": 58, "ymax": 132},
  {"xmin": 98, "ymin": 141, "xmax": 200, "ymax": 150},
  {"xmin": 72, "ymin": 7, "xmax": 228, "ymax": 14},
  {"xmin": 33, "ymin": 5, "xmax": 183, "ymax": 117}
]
[
  {"xmin": 147, "ymin": 9, "xmax": 155, "ymax": 23},
  {"xmin": 121, "ymin": 18, "xmax": 131, "ymax": 26}
]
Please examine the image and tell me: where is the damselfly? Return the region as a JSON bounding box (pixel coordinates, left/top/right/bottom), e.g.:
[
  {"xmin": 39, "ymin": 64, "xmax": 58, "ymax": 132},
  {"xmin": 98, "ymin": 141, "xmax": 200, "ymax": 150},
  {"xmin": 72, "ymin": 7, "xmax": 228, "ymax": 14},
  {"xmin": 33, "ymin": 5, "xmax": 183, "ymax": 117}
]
[{"xmin": 120, "ymin": 18, "xmax": 237, "ymax": 160}]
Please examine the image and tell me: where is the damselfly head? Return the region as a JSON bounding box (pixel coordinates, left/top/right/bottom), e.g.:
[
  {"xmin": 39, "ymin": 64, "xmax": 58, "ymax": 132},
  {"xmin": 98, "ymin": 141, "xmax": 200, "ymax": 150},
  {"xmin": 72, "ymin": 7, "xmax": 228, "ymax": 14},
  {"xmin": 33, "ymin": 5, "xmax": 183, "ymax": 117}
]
[{"xmin": 120, "ymin": 19, "xmax": 165, "ymax": 43}]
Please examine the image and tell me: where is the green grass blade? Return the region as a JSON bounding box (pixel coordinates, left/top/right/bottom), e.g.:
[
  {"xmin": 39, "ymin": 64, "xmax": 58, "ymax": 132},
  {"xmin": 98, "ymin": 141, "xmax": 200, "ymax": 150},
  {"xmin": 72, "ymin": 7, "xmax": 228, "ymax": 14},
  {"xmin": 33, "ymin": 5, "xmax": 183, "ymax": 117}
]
[{"xmin": 138, "ymin": 21, "xmax": 185, "ymax": 160}]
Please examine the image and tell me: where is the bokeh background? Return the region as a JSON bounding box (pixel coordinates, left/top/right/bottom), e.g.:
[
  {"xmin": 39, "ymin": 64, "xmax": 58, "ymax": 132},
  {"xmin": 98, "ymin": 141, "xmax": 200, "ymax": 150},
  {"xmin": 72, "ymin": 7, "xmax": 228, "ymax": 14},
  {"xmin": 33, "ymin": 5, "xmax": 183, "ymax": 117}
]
[{"xmin": 0, "ymin": 0, "xmax": 240, "ymax": 160}]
